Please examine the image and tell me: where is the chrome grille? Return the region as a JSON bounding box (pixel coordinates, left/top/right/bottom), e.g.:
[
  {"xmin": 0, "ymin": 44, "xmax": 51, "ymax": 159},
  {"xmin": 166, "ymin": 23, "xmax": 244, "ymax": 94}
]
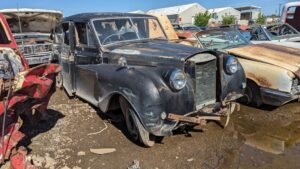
[
  {"xmin": 20, "ymin": 43, "xmax": 53, "ymax": 56},
  {"xmin": 186, "ymin": 54, "xmax": 217, "ymax": 109},
  {"xmin": 22, "ymin": 46, "xmax": 33, "ymax": 55},
  {"xmin": 34, "ymin": 44, "xmax": 52, "ymax": 53}
]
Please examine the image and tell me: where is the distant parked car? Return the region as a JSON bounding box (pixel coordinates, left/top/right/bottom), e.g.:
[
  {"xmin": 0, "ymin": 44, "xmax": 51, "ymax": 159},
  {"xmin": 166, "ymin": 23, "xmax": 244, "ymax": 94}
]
[
  {"xmin": 172, "ymin": 24, "xmax": 202, "ymax": 32},
  {"xmin": 54, "ymin": 13, "xmax": 246, "ymax": 147},
  {"xmin": 195, "ymin": 28, "xmax": 300, "ymax": 106},
  {"xmin": 172, "ymin": 24, "xmax": 202, "ymax": 41},
  {"xmin": 247, "ymin": 23, "xmax": 300, "ymax": 42},
  {"xmin": 0, "ymin": 9, "xmax": 63, "ymax": 65},
  {"xmin": 281, "ymin": 2, "xmax": 300, "ymax": 31},
  {"xmin": 241, "ymin": 23, "xmax": 300, "ymax": 48}
]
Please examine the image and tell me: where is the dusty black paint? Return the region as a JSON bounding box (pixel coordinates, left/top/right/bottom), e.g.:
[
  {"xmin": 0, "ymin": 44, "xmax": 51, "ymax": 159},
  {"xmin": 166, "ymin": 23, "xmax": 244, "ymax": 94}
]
[{"xmin": 55, "ymin": 13, "xmax": 246, "ymax": 136}]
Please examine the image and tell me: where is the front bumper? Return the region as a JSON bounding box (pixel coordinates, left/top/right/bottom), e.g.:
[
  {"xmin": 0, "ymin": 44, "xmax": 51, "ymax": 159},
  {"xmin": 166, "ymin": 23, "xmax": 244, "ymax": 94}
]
[
  {"xmin": 25, "ymin": 53, "xmax": 52, "ymax": 65},
  {"xmin": 149, "ymin": 101, "xmax": 238, "ymax": 137},
  {"xmin": 260, "ymin": 87, "xmax": 300, "ymax": 106}
]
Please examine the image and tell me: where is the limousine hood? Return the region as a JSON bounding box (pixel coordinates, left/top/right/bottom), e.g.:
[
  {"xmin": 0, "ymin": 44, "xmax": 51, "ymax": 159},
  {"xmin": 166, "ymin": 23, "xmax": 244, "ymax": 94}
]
[{"xmin": 226, "ymin": 43, "xmax": 300, "ymax": 78}]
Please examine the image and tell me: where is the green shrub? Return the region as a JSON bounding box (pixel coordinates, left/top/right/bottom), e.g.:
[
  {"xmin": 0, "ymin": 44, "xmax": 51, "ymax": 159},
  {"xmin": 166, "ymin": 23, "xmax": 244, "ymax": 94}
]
[
  {"xmin": 256, "ymin": 12, "xmax": 266, "ymax": 25},
  {"xmin": 194, "ymin": 11, "xmax": 211, "ymax": 27},
  {"xmin": 222, "ymin": 15, "xmax": 236, "ymax": 25}
]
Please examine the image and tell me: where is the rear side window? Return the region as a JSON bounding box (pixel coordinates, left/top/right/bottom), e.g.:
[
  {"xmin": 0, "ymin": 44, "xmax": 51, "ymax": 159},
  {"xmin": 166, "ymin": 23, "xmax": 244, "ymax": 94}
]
[
  {"xmin": 74, "ymin": 22, "xmax": 96, "ymax": 47},
  {"xmin": 0, "ymin": 20, "xmax": 10, "ymax": 44}
]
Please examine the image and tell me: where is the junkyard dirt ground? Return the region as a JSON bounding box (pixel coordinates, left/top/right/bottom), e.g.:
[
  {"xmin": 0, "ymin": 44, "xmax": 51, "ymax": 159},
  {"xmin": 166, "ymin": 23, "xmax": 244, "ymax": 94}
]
[{"xmin": 18, "ymin": 90, "xmax": 300, "ymax": 169}]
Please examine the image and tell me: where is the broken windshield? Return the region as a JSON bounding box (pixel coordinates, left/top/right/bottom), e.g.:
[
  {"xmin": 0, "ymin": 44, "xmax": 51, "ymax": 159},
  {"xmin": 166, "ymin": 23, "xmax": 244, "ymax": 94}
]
[
  {"xmin": 197, "ymin": 30, "xmax": 250, "ymax": 50},
  {"xmin": 92, "ymin": 17, "xmax": 166, "ymax": 45}
]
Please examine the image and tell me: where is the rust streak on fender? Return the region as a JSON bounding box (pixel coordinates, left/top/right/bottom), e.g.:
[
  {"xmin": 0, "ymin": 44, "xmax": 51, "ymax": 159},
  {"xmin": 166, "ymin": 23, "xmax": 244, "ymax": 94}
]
[{"xmin": 247, "ymin": 72, "xmax": 272, "ymax": 88}]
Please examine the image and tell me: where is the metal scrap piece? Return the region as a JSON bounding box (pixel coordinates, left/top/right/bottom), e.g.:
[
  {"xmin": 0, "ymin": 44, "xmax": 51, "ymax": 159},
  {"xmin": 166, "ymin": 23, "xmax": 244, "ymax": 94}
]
[
  {"xmin": 167, "ymin": 113, "xmax": 221, "ymax": 125},
  {"xmin": 89, "ymin": 148, "xmax": 116, "ymax": 155}
]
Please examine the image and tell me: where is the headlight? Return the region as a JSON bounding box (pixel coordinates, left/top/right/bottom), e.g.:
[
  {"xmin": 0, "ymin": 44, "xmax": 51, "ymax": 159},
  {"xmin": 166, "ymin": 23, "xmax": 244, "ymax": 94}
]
[
  {"xmin": 169, "ymin": 69, "xmax": 187, "ymax": 91},
  {"xmin": 225, "ymin": 56, "xmax": 238, "ymax": 74}
]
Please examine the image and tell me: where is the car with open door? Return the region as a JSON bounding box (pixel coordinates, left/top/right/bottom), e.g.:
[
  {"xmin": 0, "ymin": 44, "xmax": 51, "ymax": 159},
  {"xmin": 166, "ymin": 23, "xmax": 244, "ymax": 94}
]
[{"xmin": 54, "ymin": 13, "xmax": 246, "ymax": 147}]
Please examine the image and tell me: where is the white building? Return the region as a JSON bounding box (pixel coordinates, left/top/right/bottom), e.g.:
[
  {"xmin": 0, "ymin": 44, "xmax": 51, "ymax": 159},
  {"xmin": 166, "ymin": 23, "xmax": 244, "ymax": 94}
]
[
  {"xmin": 235, "ymin": 6, "xmax": 262, "ymax": 20},
  {"xmin": 208, "ymin": 7, "xmax": 241, "ymax": 24},
  {"xmin": 148, "ymin": 3, "xmax": 207, "ymax": 25}
]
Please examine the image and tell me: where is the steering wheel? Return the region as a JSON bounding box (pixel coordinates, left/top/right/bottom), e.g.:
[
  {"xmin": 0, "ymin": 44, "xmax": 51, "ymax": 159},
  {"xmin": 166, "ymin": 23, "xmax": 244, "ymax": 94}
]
[
  {"xmin": 279, "ymin": 27, "xmax": 290, "ymax": 35},
  {"xmin": 102, "ymin": 34, "xmax": 125, "ymax": 45}
]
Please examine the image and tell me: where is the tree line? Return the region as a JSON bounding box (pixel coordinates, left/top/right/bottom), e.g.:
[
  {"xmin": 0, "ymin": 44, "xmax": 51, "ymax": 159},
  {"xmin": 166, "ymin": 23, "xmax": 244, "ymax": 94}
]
[{"xmin": 194, "ymin": 11, "xmax": 267, "ymax": 27}]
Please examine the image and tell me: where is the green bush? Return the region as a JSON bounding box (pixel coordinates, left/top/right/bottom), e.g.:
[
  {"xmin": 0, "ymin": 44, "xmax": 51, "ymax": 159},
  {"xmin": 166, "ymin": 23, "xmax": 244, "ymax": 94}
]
[
  {"xmin": 222, "ymin": 15, "xmax": 236, "ymax": 25},
  {"xmin": 194, "ymin": 11, "xmax": 211, "ymax": 27},
  {"xmin": 256, "ymin": 12, "xmax": 266, "ymax": 25}
]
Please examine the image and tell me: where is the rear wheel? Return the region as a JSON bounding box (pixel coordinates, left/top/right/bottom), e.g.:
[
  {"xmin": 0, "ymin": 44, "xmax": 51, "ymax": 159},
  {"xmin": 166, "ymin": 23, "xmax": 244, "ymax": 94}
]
[{"xmin": 119, "ymin": 97, "xmax": 155, "ymax": 147}]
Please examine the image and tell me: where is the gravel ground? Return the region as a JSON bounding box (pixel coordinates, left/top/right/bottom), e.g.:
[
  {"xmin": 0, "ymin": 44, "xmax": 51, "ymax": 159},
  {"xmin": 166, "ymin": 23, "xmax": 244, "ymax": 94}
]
[{"xmin": 15, "ymin": 90, "xmax": 300, "ymax": 169}]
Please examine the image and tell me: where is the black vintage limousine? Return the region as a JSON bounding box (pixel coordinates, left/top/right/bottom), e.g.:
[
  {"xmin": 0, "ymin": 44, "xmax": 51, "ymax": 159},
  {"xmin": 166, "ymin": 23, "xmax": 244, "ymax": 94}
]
[{"xmin": 53, "ymin": 13, "xmax": 246, "ymax": 147}]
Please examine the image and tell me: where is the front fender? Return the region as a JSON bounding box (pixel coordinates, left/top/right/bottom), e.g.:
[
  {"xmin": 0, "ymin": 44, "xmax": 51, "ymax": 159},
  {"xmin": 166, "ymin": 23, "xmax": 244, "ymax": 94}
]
[
  {"xmin": 89, "ymin": 64, "xmax": 194, "ymax": 135},
  {"xmin": 238, "ymin": 58, "xmax": 295, "ymax": 93}
]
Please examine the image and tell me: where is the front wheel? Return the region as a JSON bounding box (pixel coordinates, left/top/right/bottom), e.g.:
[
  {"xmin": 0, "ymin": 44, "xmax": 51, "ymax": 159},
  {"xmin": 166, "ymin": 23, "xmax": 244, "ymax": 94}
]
[
  {"xmin": 119, "ymin": 97, "xmax": 155, "ymax": 147},
  {"xmin": 244, "ymin": 80, "xmax": 262, "ymax": 107}
]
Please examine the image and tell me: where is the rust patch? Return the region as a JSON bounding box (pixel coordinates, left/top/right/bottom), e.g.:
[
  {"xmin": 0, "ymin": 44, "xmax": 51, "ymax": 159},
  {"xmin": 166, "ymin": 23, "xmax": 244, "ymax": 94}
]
[
  {"xmin": 226, "ymin": 44, "xmax": 300, "ymax": 70},
  {"xmin": 259, "ymin": 43, "xmax": 300, "ymax": 56},
  {"xmin": 167, "ymin": 113, "xmax": 221, "ymax": 125},
  {"xmin": 247, "ymin": 72, "xmax": 272, "ymax": 88}
]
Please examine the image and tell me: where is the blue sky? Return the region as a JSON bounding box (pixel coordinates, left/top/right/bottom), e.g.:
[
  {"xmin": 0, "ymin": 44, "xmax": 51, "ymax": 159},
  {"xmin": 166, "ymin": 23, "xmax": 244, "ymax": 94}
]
[{"xmin": 0, "ymin": 0, "xmax": 295, "ymax": 16}]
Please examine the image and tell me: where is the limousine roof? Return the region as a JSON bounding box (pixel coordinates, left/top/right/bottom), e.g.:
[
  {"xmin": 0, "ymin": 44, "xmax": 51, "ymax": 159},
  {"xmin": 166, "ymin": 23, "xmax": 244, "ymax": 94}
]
[{"xmin": 63, "ymin": 12, "xmax": 156, "ymax": 22}]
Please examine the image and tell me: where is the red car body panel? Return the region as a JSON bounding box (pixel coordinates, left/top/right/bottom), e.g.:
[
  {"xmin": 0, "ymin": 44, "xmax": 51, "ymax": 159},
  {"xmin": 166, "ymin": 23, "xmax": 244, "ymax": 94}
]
[{"xmin": 0, "ymin": 13, "xmax": 61, "ymax": 168}]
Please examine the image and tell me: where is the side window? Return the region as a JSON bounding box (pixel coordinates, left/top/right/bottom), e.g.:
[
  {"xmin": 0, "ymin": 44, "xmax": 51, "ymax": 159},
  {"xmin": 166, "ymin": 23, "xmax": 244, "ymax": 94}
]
[
  {"xmin": 74, "ymin": 22, "xmax": 96, "ymax": 48},
  {"xmin": 87, "ymin": 28, "xmax": 96, "ymax": 47},
  {"xmin": 62, "ymin": 23, "xmax": 70, "ymax": 45}
]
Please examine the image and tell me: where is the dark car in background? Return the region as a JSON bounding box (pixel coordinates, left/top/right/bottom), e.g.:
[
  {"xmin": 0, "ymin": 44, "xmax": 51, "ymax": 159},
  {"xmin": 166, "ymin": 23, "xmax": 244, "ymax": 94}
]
[
  {"xmin": 54, "ymin": 13, "xmax": 246, "ymax": 147},
  {"xmin": 0, "ymin": 9, "xmax": 63, "ymax": 66},
  {"xmin": 281, "ymin": 2, "xmax": 300, "ymax": 32}
]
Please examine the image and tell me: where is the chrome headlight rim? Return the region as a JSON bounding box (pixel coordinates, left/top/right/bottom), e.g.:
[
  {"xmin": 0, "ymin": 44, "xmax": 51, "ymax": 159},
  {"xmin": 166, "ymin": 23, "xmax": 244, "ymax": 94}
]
[
  {"xmin": 169, "ymin": 69, "xmax": 187, "ymax": 91},
  {"xmin": 225, "ymin": 55, "xmax": 238, "ymax": 75}
]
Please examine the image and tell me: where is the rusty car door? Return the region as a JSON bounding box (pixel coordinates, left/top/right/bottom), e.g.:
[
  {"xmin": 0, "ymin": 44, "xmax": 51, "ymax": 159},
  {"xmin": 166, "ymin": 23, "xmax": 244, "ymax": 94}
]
[
  {"xmin": 58, "ymin": 22, "xmax": 76, "ymax": 96},
  {"xmin": 73, "ymin": 22, "xmax": 101, "ymax": 104}
]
